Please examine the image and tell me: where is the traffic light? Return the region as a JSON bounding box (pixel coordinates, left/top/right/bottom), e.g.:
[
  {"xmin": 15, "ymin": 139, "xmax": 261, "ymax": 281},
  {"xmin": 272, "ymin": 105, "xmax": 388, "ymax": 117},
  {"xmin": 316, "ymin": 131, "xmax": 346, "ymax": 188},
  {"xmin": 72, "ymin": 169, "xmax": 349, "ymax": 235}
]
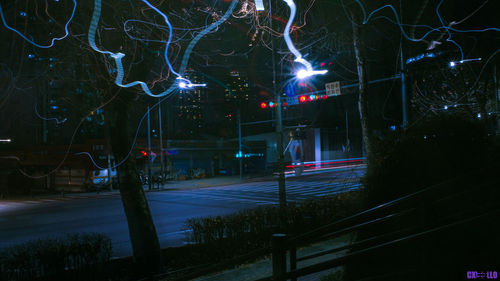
[{"xmin": 259, "ymin": 101, "xmax": 280, "ymax": 109}]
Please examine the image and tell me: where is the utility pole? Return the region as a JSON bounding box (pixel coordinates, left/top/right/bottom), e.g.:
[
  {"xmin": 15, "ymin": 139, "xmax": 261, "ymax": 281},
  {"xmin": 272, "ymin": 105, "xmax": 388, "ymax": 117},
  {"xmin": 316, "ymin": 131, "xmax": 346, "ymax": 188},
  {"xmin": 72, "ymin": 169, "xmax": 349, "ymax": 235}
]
[
  {"xmin": 400, "ymin": 46, "xmax": 407, "ymax": 128},
  {"xmin": 345, "ymin": 111, "xmax": 349, "ymax": 145},
  {"xmin": 494, "ymin": 64, "xmax": 499, "ymax": 135},
  {"xmin": 158, "ymin": 103, "xmax": 165, "ymax": 188},
  {"xmin": 42, "ymin": 82, "xmax": 48, "ymax": 144},
  {"xmin": 104, "ymin": 114, "xmax": 113, "ymax": 191},
  {"xmin": 238, "ymin": 108, "xmax": 243, "ymax": 180},
  {"xmin": 147, "ymin": 105, "xmax": 152, "ymax": 191},
  {"xmin": 269, "ymin": 0, "xmax": 286, "ymax": 208}
]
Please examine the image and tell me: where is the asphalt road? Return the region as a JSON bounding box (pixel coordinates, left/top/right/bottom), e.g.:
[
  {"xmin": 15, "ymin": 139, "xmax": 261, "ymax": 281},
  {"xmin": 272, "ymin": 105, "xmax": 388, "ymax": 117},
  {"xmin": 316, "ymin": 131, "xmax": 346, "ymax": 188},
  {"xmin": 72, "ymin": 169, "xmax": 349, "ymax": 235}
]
[{"xmin": 0, "ymin": 167, "xmax": 364, "ymax": 258}]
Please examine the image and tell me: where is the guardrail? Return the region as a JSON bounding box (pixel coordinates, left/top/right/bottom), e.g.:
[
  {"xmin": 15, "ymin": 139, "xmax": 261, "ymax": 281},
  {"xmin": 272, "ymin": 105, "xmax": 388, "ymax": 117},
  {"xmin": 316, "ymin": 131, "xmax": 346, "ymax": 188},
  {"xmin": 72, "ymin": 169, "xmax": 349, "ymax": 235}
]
[{"xmin": 262, "ymin": 174, "xmax": 499, "ymax": 281}]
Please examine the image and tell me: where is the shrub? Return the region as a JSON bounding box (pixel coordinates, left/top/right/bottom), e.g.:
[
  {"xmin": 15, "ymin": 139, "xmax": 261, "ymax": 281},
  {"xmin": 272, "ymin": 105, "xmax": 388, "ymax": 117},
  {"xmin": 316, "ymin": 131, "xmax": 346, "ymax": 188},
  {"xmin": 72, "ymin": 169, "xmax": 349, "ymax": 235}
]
[
  {"xmin": 344, "ymin": 113, "xmax": 500, "ymax": 281},
  {"xmin": 0, "ymin": 233, "xmax": 112, "ymax": 281},
  {"xmin": 363, "ymin": 113, "xmax": 500, "ymax": 206},
  {"xmin": 183, "ymin": 191, "xmax": 362, "ymax": 254}
]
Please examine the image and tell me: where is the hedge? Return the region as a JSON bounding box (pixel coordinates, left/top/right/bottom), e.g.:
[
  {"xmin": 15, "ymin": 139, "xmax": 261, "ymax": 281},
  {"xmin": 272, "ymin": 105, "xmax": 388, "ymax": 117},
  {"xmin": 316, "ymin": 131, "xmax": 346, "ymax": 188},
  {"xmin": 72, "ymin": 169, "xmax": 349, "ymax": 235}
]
[
  {"xmin": 0, "ymin": 233, "xmax": 112, "ymax": 281},
  {"xmin": 183, "ymin": 191, "xmax": 362, "ymax": 255}
]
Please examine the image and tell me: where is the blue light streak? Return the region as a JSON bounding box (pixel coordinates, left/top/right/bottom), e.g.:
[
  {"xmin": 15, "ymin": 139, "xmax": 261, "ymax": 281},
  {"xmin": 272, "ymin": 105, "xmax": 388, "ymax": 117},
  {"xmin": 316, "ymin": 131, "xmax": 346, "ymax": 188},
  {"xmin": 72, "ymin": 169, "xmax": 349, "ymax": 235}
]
[
  {"xmin": 0, "ymin": 0, "xmax": 77, "ymax": 48},
  {"xmin": 88, "ymin": 0, "xmax": 237, "ymax": 97},
  {"xmin": 140, "ymin": 0, "xmax": 181, "ymax": 78},
  {"xmin": 82, "ymin": 0, "xmax": 236, "ymax": 170},
  {"xmin": 34, "ymin": 103, "xmax": 67, "ymax": 125},
  {"xmin": 363, "ymin": 4, "xmax": 444, "ymax": 43},
  {"xmin": 360, "ymin": 1, "xmax": 499, "ymax": 62},
  {"xmin": 76, "ymin": 90, "xmax": 179, "ymax": 170},
  {"xmin": 435, "ymin": 0, "xmax": 463, "ymax": 60},
  {"xmin": 281, "ymin": 0, "xmax": 327, "ymax": 79}
]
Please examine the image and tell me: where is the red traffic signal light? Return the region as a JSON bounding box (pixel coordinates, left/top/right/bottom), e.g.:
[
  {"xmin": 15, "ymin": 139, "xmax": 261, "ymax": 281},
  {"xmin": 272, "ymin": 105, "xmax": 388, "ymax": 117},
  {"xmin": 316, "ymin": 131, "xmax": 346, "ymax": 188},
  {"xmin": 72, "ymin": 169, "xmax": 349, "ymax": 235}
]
[
  {"xmin": 299, "ymin": 96, "xmax": 307, "ymax": 103},
  {"xmin": 260, "ymin": 102, "xmax": 267, "ymax": 109}
]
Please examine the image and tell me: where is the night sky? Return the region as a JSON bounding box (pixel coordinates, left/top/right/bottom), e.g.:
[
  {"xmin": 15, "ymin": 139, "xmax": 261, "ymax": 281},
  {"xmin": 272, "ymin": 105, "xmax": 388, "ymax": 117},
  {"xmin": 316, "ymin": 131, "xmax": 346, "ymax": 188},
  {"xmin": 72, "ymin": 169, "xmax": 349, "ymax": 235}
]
[{"xmin": 0, "ymin": 0, "xmax": 498, "ymax": 146}]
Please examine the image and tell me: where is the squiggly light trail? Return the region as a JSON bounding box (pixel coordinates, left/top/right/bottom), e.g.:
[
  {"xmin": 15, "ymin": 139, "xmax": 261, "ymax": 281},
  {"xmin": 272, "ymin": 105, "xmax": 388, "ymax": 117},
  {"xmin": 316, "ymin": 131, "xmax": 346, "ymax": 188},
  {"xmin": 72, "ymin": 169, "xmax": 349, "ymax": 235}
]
[
  {"xmin": 78, "ymin": 0, "xmax": 236, "ymax": 170},
  {"xmin": 282, "ymin": 0, "xmax": 327, "ymax": 79},
  {"xmin": 88, "ymin": 0, "xmax": 237, "ymax": 97},
  {"xmin": 360, "ymin": 1, "xmax": 499, "ymax": 61},
  {"xmin": 0, "ymin": 0, "xmax": 77, "ymax": 48},
  {"xmin": 34, "ymin": 103, "xmax": 67, "ymax": 124}
]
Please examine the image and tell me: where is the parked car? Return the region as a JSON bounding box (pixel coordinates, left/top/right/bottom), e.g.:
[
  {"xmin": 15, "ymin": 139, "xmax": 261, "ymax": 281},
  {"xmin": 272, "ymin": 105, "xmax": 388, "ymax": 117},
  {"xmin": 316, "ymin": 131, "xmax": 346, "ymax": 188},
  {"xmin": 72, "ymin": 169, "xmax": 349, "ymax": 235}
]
[{"xmin": 90, "ymin": 168, "xmax": 117, "ymax": 188}]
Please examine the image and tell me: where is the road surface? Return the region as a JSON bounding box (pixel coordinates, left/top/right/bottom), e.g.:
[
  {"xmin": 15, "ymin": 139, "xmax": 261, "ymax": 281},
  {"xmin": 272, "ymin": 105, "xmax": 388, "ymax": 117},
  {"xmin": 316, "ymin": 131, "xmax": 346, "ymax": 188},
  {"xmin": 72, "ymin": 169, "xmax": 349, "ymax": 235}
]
[{"xmin": 0, "ymin": 167, "xmax": 364, "ymax": 257}]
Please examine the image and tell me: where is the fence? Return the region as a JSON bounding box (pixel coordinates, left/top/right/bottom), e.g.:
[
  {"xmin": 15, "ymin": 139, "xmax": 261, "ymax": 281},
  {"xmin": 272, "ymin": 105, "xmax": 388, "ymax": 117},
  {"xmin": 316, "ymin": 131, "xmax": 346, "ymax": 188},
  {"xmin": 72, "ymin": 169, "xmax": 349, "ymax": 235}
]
[{"xmin": 263, "ymin": 173, "xmax": 499, "ymax": 280}]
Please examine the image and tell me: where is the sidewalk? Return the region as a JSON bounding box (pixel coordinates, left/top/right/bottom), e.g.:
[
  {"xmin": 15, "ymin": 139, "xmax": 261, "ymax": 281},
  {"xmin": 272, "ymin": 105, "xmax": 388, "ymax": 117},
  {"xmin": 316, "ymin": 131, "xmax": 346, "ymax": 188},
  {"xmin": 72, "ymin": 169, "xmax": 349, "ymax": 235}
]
[{"xmin": 167, "ymin": 235, "xmax": 352, "ymax": 281}]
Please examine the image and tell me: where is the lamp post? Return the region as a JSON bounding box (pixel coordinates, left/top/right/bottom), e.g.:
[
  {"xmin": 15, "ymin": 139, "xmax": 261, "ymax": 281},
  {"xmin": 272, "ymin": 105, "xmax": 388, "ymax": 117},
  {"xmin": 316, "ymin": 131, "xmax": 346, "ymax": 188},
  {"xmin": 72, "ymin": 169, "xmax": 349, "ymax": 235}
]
[
  {"xmin": 147, "ymin": 105, "xmax": 152, "ymax": 191},
  {"xmin": 238, "ymin": 108, "xmax": 243, "ymax": 180},
  {"xmin": 158, "ymin": 103, "xmax": 165, "ymax": 188}
]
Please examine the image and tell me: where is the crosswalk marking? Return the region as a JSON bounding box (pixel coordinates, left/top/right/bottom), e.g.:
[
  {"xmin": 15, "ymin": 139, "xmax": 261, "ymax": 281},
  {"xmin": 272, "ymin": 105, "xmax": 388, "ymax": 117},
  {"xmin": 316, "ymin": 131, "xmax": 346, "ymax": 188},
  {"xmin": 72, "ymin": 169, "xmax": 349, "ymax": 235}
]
[
  {"xmin": 3, "ymin": 172, "xmax": 363, "ymax": 208},
  {"xmin": 157, "ymin": 179, "xmax": 362, "ymax": 205}
]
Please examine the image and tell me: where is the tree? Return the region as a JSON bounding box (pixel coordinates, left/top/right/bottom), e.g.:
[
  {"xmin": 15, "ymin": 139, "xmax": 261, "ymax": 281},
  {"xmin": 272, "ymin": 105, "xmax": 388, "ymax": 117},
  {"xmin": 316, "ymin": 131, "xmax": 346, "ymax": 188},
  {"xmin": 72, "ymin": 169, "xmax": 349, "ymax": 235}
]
[{"xmin": 350, "ymin": 11, "xmax": 375, "ymax": 165}]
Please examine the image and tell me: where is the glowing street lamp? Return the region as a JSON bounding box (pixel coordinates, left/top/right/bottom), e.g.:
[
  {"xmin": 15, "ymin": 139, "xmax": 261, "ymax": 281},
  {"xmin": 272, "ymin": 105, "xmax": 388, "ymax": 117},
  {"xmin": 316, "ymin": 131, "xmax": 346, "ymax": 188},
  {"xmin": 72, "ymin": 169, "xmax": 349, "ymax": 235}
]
[
  {"xmin": 296, "ymin": 69, "xmax": 328, "ymax": 80},
  {"xmin": 449, "ymin": 57, "xmax": 482, "ymax": 68}
]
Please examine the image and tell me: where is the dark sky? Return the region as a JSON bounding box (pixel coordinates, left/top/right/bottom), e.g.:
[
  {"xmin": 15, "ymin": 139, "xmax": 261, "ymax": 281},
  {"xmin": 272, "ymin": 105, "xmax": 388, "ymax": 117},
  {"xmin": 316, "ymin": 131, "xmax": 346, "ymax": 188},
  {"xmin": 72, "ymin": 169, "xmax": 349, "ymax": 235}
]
[{"xmin": 0, "ymin": 0, "xmax": 498, "ymax": 146}]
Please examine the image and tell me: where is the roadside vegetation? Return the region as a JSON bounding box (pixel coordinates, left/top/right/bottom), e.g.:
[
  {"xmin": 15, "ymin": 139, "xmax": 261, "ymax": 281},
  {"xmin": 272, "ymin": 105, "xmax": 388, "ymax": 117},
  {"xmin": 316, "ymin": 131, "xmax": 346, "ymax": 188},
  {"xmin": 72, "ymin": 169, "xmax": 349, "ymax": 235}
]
[
  {"xmin": 0, "ymin": 191, "xmax": 363, "ymax": 280},
  {"xmin": 341, "ymin": 113, "xmax": 500, "ymax": 281}
]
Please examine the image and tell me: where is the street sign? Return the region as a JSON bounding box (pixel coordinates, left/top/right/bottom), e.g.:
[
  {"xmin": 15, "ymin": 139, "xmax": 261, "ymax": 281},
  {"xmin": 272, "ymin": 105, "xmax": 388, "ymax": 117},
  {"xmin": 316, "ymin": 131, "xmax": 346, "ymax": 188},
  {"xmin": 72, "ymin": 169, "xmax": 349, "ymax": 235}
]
[
  {"xmin": 285, "ymin": 82, "xmax": 296, "ymax": 97},
  {"xmin": 285, "ymin": 96, "xmax": 299, "ymax": 106},
  {"xmin": 325, "ymin": 81, "xmax": 341, "ymax": 96}
]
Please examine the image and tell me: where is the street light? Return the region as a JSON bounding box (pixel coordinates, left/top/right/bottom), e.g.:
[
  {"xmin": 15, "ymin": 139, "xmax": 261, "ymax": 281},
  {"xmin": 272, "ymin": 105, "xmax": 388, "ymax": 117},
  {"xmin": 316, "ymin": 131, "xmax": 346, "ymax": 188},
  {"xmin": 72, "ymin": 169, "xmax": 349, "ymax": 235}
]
[
  {"xmin": 177, "ymin": 77, "xmax": 207, "ymax": 89},
  {"xmin": 296, "ymin": 69, "xmax": 328, "ymax": 80},
  {"xmin": 449, "ymin": 57, "xmax": 482, "ymax": 68}
]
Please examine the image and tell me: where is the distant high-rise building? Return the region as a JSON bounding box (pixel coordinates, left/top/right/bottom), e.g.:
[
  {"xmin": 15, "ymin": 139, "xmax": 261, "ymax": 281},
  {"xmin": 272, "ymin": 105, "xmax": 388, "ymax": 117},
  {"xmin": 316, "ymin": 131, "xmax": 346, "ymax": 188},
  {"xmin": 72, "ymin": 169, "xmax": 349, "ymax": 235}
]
[
  {"xmin": 224, "ymin": 70, "xmax": 250, "ymax": 103},
  {"xmin": 174, "ymin": 68, "xmax": 208, "ymax": 137}
]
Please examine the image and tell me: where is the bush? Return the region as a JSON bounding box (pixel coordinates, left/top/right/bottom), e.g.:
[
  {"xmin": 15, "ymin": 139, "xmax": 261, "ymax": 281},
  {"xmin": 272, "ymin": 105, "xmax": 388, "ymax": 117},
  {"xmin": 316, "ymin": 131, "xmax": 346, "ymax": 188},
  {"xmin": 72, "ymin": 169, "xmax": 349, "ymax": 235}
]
[
  {"xmin": 183, "ymin": 191, "xmax": 362, "ymax": 260},
  {"xmin": 363, "ymin": 113, "xmax": 500, "ymax": 206},
  {"xmin": 344, "ymin": 114, "xmax": 500, "ymax": 281},
  {"xmin": 0, "ymin": 233, "xmax": 112, "ymax": 281}
]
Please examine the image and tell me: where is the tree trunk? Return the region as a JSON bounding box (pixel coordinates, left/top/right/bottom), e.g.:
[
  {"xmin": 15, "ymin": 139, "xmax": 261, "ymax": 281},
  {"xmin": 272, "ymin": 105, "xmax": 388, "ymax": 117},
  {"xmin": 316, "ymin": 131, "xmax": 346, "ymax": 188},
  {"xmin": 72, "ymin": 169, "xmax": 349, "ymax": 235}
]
[
  {"xmin": 106, "ymin": 90, "xmax": 163, "ymax": 274},
  {"xmin": 351, "ymin": 14, "xmax": 374, "ymax": 166}
]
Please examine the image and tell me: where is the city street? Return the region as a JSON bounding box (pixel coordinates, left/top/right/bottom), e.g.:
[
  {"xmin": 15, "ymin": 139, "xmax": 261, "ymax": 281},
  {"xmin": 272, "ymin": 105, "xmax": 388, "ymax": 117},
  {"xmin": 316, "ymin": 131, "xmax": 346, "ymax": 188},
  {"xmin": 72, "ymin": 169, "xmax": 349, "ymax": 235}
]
[{"xmin": 0, "ymin": 167, "xmax": 364, "ymax": 258}]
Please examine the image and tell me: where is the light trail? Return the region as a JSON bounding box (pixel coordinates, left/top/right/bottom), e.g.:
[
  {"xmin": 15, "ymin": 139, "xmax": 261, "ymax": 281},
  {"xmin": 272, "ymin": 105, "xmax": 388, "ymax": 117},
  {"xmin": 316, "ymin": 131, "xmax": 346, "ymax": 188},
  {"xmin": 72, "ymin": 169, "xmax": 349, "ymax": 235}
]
[
  {"xmin": 285, "ymin": 157, "xmax": 366, "ymax": 169},
  {"xmin": 281, "ymin": 0, "xmax": 327, "ymax": 79},
  {"xmin": 88, "ymin": 0, "xmax": 237, "ymax": 97},
  {"xmin": 0, "ymin": 0, "xmax": 77, "ymax": 48},
  {"xmin": 360, "ymin": 1, "xmax": 499, "ymax": 62},
  {"xmin": 34, "ymin": 103, "xmax": 67, "ymax": 125}
]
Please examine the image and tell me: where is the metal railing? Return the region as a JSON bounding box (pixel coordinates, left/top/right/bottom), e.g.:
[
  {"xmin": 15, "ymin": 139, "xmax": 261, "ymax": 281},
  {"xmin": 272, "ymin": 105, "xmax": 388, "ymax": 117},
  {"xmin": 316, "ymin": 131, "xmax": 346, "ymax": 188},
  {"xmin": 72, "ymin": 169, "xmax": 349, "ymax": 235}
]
[{"xmin": 261, "ymin": 174, "xmax": 499, "ymax": 281}]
